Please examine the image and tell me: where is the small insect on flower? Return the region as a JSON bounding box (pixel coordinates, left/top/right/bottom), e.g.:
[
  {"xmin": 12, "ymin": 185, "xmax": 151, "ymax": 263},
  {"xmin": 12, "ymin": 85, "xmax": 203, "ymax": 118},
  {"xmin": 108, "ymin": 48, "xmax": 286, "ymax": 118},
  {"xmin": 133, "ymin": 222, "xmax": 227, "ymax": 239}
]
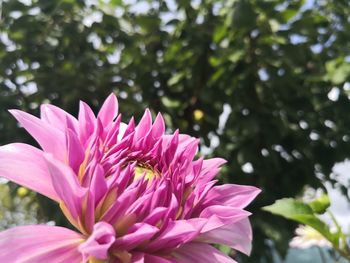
[{"xmin": 0, "ymin": 94, "xmax": 260, "ymax": 263}]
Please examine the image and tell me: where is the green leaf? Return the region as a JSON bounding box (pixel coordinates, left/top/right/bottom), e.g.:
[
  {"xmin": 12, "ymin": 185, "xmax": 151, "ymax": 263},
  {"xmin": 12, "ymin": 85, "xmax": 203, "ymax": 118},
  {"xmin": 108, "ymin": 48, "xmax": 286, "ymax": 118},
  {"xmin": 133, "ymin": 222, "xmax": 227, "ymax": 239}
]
[
  {"xmin": 281, "ymin": 9, "xmax": 298, "ymax": 22},
  {"xmin": 228, "ymin": 50, "xmax": 244, "ymax": 63},
  {"xmin": 325, "ymin": 58, "xmax": 350, "ymax": 84},
  {"xmin": 263, "ymin": 198, "xmax": 338, "ymax": 245},
  {"xmin": 309, "ymin": 194, "xmax": 330, "ymax": 214},
  {"xmin": 263, "ymin": 198, "xmax": 312, "ymax": 217},
  {"xmin": 167, "ymin": 72, "xmax": 185, "ymax": 86},
  {"xmin": 269, "ymin": 19, "xmax": 280, "ymax": 32},
  {"xmin": 161, "ymin": 97, "xmax": 181, "ymax": 108}
]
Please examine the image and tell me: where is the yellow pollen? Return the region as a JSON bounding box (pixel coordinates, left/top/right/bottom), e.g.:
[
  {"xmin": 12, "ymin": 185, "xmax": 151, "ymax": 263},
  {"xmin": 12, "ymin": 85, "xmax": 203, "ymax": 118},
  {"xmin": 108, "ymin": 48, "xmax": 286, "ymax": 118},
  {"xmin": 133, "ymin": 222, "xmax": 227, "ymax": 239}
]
[{"xmin": 134, "ymin": 165, "xmax": 159, "ymax": 182}]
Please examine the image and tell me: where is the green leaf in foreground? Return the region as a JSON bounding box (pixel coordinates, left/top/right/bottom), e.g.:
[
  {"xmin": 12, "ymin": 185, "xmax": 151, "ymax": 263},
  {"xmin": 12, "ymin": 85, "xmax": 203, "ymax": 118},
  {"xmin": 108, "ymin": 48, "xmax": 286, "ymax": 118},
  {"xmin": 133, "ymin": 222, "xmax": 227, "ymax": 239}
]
[{"xmin": 262, "ymin": 198, "xmax": 339, "ymax": 246}]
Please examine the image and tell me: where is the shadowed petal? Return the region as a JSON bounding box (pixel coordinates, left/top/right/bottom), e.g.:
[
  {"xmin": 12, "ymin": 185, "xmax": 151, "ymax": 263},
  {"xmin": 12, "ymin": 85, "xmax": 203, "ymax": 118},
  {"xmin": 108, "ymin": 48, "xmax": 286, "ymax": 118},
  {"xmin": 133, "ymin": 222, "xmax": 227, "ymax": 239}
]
[
  {"xmin": 89, "ymin": 163, "xmax": 108, "ymax": 206},
  {"xmin": 198, "ymin": 218, "xmax": 252, "ymax": 255},
  {"xmin": 0, "ymin": 225, "xmax": 83, "ymax": 263},
  {"xmin": 78, "ymin": 101, "xmax": 96, "ymax": 145},
  {"xmin": 146, "ymin": 219, "xmax": 206, "ymax": 251},
  {"xmin": 114, "ymin": 223, "xmax": 159, "ymax": 250},
  {"xmin": 132, "ymin": 253, "xmax": 175, "ymax": 263},
  {"xmin": 144, "ymin": 254, "xmax": 175, "ymax": 263},
  {"xmin": 0, "ymin": 143, "xmax": 59, "ymax": 201},
  {"xmin": 174, "ymin": 243, "xmax": 237, "ymax": 263},
  {"xmin": 45, "ymin": 154, "xmax": 87, "ymax": 220},
  {"xmin": 66, "ymin": 128, "xmax": 85, "ymax": 173}
]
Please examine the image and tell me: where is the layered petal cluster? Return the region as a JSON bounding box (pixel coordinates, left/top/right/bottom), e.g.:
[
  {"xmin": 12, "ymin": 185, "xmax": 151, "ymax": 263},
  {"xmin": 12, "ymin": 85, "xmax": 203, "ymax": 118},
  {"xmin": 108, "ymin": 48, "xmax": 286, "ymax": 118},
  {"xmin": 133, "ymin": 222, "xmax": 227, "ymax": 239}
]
[{"xmin": 0, "ymin": 94, "xmax": 260, "ymax": 263}]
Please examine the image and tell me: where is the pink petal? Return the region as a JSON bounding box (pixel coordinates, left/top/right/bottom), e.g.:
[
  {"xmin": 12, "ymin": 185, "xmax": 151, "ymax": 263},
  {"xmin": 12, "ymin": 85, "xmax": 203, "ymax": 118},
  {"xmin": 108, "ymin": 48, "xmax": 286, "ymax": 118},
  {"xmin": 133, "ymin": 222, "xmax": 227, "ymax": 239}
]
[
  {"xmin": 9, "ymin": 109, "xmax": 66, "ymax": 159},
  {"xmin": 205, "ymin": 184, "xmax": 261, "ymax": 209},
  {"xmin": 174, "ymin": 242, "xmax": 237, "ymax": 263},
  {"xmin": 104, "ymin": 115, "xmax": 122, "ymax": 147},
  {"xmin": 114, "ymin": 223, "xmax": 159, "ymax": 250},
  {"xmin": 144, "ymin": 254, "xmax": 175, "ymax": 263},
  {"xmin": 143, "ymin": 207, "xmax": 168, "ymax": 225},
  {"xmin": 200, "ymin": 205, "xmax": 251, "ymax": 232},
  {"xmin": 66, "ymin": 128, "xmax": 85, "ymax": 173},
  {"xmin": 117, "ymin": 122, "xmax": 128, "ymax": 142},
  {"xmin": 0, "ymin": 143, "xmax": 59, "ymax": 201},
  {"xmin": 132, "ymin": 253, "xmax": 146, "ymax": 263},
  {"xmin": 146, "ymin": 219, "xmax": 206, "ymax": 252},
  {"xmin": 44, "ymin": 154, "xmax": 86, "ymax": 220},
  {"xmin": 198, "ymin": 158, "xmax": 227, "ymax": 183},
  {"xmin": 40, "ymin": 104, "xmax": 79, "ymax": 133},
  {"xmin": 84, "ymin": 191, "xmax": 96, "ymax": 234},
  {"xmin": 151, "ymin": 113, "xmax": 165, "ymax": 139},
  {"xmin": 198, "ymin": 218, "xmax": 253, "ymax": 255},
  {"xmin": 78, "ymin": 101, "xmax": 96, "ymax": 145},
  {"xmin": 89, "ymin": 164, "xmax": 108, "ymax": 206},
  {"xmin": 97, "ymin": 93, "xmax": 119, "ymax": 127},
  {"xmin": 174, "ymin": 243, "xmax": 237, "ymax": 263},
  {"xmin": 132, "ymin": 253, "xmax": 175, "ymax": 263},
  {"xmin": 162, "ymin": 131, "xmax": 179, "ymax": 166},
  {"xmin": 79, "ymin": 222, "xmax": 116, "ymax": 260},
  {"xmin": 178, "ymin": 139, "xmax": 199, "ymax": 163},
  {"xmin": 0, "ymin": 225, "xmax": 83, "ymax": 263},
  {"xmin": 135, "ymin": 109, "xmax": 152, "ymax": 141}
]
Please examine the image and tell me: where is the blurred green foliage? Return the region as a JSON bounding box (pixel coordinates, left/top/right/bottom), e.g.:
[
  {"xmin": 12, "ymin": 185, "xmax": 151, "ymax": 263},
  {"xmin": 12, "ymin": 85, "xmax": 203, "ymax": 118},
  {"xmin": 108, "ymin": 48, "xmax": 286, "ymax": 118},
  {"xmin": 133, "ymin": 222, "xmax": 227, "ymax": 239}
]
[
  {"xmin": 1, "ymin": 0, "xmax": 350, "ymax": 262},
  {"xmin": 0, "ymin": 183, "xmax": 42, "ymax": 230}
]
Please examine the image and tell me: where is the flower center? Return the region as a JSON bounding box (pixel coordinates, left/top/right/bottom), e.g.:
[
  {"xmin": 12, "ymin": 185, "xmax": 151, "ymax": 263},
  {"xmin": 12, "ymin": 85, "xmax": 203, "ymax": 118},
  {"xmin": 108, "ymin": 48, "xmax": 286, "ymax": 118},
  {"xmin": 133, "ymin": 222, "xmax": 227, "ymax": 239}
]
[{"xmin": 134, "ymin": 164, "xmax": 160, "ymax": 182}]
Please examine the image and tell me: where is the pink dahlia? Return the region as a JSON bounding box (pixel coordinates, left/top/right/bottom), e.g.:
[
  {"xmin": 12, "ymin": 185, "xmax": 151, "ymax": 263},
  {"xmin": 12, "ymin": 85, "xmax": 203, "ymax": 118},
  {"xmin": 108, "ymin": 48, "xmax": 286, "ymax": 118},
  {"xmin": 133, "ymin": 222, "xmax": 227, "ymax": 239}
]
[{"xmin": 0, "ymin": 94, "xmax": 260, "ymax": 262}]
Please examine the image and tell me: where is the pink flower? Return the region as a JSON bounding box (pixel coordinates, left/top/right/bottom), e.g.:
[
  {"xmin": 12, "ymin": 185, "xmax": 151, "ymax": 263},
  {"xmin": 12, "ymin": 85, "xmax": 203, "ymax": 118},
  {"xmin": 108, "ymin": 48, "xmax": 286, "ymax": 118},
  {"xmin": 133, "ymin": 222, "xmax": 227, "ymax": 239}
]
[{"xmin": 0, "ymin": 94, "xmax": 260, "ymax": 263}]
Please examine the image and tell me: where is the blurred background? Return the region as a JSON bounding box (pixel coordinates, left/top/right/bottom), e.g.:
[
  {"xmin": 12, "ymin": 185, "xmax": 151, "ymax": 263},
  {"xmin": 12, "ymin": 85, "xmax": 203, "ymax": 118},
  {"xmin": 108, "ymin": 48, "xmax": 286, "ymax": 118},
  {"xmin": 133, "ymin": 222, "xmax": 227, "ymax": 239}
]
[{"xmin": 1, "ymin": 0, "xmax": 350, "ymax": 262}]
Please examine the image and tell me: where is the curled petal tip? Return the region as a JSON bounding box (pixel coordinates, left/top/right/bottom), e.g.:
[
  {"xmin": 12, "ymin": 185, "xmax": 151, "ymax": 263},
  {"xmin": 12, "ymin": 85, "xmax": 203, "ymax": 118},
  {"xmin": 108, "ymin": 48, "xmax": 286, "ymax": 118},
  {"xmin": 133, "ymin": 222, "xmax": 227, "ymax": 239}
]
[{"xmin": 79, "ymin": 222, "xmax": 116, "ymax": 260}]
